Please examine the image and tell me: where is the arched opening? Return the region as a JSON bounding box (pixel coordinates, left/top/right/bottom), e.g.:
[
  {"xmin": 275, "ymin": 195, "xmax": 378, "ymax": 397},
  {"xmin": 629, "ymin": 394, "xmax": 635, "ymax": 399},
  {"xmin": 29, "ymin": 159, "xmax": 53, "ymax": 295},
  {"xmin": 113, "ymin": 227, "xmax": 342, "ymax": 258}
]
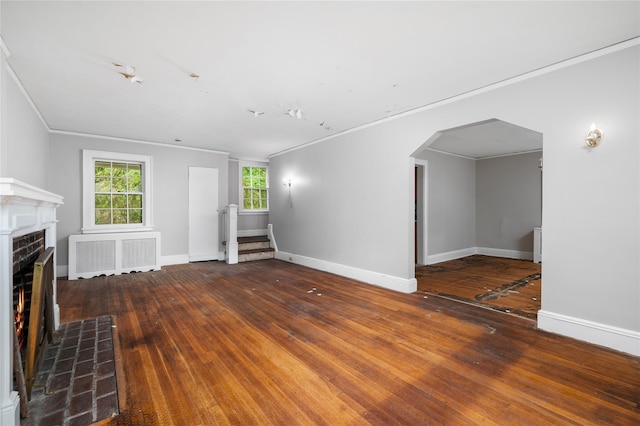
[{"xmin": 413, "ymin": 118, "xmax": 543, "ymax": 319}]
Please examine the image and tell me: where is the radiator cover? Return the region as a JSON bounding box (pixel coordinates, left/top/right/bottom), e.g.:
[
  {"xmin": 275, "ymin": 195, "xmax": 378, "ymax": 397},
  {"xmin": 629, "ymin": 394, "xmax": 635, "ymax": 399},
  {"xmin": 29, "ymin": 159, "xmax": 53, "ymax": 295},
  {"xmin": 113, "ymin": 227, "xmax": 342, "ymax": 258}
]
[{"xmin": 68, "ymin": 232, "xmax": 161, "ymax": 279}]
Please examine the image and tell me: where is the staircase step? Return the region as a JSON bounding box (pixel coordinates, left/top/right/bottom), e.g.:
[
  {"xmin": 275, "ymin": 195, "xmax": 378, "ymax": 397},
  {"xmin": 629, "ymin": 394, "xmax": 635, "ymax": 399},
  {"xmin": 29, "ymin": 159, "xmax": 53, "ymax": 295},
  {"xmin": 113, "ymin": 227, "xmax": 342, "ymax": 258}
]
[
  {"xmin": 237, "ymin": 236, "xmax": 269, "ymax": 243},
  {"xmin": 238, "ymin": 247, "xmax": 275, "ymax": 262},
  {"xmin": 236, "ymin": 236, "xmax": 274, "ymax": 262},
  {"xmin": 237, "ymin": 236, "xmax": 271, "ymax": 251},
  {"xmin": 238, "ymin": 240, "xmax": 271, "ymax": 251}
]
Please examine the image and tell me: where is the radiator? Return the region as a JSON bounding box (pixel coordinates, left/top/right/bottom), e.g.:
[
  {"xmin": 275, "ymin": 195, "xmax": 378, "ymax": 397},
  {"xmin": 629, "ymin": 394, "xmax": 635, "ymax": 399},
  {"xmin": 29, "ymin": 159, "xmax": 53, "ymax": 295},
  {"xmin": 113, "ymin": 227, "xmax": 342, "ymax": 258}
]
[{"xmin": 68, "ymin": 232, "xmax": 161, "ymax": 280}]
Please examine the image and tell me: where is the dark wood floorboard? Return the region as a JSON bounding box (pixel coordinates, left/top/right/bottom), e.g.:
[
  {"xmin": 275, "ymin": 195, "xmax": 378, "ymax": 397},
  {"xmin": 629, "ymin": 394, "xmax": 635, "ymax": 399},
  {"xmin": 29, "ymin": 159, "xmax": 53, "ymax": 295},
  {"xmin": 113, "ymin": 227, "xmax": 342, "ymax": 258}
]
[
  {"xmin": 56, "ymin": 259, "xmax": 639, "ymax": 425},
  {"xmin": 416, "ymin": 255, "xmax": 542, "ymax": 318}
]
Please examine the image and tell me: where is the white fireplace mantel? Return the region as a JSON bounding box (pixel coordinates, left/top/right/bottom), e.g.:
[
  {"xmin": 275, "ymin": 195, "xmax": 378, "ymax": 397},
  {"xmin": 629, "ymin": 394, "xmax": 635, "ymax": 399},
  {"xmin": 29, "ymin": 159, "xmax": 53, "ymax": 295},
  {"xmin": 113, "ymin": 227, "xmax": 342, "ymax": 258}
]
[{"xmin": 0, "ymin": 178, "xmax": 63, "ymax": 425}]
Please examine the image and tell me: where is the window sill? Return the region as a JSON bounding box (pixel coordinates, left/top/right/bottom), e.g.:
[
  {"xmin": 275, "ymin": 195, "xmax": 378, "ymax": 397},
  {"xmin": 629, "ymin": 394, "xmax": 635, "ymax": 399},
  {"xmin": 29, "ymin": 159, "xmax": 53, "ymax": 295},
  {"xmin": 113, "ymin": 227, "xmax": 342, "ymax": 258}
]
[
  {"xmin": 238, "ymin": 211, "xmax": 269, "ymax": 216},
  {"xmin": 81, "ymin": 226, "xmax": 155, "ymax": 234}
]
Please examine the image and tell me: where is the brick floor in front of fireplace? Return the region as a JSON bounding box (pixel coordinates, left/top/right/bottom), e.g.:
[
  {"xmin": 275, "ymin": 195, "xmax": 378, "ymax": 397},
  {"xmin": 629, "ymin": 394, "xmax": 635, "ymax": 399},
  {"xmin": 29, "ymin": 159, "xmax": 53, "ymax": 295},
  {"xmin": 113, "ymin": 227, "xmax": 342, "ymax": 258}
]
[{"xmin": 22, "ymin": 316, "xmax": 119, "ymax": 426}]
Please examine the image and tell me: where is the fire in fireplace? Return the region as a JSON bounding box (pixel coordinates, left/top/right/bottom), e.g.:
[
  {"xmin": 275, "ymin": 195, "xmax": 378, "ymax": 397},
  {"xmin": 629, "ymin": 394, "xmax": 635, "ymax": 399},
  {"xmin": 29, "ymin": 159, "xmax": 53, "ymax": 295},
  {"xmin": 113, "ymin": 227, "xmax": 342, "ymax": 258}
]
[
  {"xmin": 12, "ymin": 231, "xmax": 45, "ymax": 357},
  {"xmin": 15, "ymin": 286, "xmax": 26, "ymax": 352}
]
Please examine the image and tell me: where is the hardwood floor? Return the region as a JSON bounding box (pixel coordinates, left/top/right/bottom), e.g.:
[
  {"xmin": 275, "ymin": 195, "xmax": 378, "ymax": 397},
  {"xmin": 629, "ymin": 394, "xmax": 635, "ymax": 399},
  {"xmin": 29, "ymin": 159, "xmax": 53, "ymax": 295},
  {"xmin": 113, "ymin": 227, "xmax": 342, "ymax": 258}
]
[
  {"xmin": 57, "ymin": 260, "xmax": 639, "ymax": 425},
  {"xmin": 416, "ymin": 255, "xmax": 542, "ymax": 319}
]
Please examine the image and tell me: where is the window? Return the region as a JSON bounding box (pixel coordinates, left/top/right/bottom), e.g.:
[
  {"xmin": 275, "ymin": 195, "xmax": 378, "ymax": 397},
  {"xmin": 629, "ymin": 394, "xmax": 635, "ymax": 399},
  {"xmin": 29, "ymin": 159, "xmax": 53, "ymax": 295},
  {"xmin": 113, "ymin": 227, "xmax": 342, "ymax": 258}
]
[
  {"xmin": 240, "ymin": 162, "xmax": 268, "ymax": 212},
  {"xmin": 82, "ymin": 150, "xmax": 152, "ymax": 233}
]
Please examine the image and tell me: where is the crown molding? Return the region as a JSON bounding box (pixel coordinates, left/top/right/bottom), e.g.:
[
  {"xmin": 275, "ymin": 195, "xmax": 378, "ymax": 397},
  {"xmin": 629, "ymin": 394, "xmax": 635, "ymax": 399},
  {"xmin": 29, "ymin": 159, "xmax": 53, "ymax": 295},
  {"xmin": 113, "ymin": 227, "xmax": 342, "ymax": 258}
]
[
  {"xmin": 0, "ymin": 38, "xmax": 11, "ymax": 58},
  {"xmin": 50, "ymin": 129, "xmax": 230, "ymax": 155},
  {"xmin": 270, "ymin": 37, "xmax": 640, "ymax": 159}
]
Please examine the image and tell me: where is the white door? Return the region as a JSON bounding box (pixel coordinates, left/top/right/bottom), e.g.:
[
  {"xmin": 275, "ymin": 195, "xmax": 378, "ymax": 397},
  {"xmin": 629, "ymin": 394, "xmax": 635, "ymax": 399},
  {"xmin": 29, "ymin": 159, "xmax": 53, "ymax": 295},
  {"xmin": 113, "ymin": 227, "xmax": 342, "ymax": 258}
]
[{"xmin": 188, "ymin": 167, "xmax": 219, "ymax": 262}]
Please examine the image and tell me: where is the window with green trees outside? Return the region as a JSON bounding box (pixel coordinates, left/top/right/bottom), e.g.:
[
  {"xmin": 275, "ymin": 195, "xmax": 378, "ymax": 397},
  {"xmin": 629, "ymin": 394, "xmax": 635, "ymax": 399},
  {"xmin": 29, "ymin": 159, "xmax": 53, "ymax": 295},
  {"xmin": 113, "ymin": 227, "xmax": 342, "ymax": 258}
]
[
  {"xmin": 94, "ymin": 161, "xmax": 144, "ymax": 225},
  {"xmin": 241, "ymin": 165, "xmax": 268, "ymax": 211}
]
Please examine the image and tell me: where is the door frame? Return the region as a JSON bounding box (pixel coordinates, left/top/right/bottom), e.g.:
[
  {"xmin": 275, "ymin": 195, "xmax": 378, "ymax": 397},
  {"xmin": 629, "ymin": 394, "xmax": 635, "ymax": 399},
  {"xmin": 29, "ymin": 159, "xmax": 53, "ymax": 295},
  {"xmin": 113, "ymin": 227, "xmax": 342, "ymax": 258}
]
[{"xmin": 415, "ymin": 159, "xmax": 428, "ymax": 265}]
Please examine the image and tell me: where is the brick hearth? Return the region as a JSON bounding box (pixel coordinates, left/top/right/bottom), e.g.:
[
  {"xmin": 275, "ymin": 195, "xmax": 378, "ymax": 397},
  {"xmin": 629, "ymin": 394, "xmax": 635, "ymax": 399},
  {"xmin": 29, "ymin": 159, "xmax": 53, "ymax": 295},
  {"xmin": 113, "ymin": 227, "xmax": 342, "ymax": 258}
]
[{"xmin": 22, "ymin": 316, "xmax": 119, "ymax": 426}]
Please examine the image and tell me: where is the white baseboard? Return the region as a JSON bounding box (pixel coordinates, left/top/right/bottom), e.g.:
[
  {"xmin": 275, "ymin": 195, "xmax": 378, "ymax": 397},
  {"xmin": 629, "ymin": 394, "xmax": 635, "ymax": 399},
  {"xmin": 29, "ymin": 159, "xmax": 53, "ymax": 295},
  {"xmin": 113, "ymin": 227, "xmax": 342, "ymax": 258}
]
[
  {"xmin": 427, "ymin": 246, "xmax": 534, "ymax": 265},
  {"xmin": 427, "ymin": 247, "xmax": 476, "ymax": 264},
  {"xmin": 538, "ymin": 310, "xmax": 640, "ymax": 356},
  {"xmin": 238, "ymin": 229, "xmax": 268, "ymax": 237},
  {"xmin": 1, "ymin": 392, "xmax": 19, "ymax": 426},
  {"xmin": 275, "ymin": 251, "xmax": 417, "ymax": 294},
  {"xmin": 160, "ymin": 254, "xmax": 189, "ymax": 266},
  {"xmin": 476, "ymin": 247, "xmax": 533, "ymax": 261},
  {"xmin": 57, "ymin": 264, "xmax": 68, "ymax": 278}
]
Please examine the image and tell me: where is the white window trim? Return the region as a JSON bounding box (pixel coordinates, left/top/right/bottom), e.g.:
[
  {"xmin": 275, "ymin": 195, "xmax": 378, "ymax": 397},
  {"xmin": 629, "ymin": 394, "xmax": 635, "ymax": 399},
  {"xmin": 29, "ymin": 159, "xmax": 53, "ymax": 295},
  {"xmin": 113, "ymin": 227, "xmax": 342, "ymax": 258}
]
[
  {"xmin": 239, "ymin": 160, "xmax": 269, "ymax": 214},
  {"xmin": 82, "ymin": 149, "xmax": 153, "ymax": 234}
]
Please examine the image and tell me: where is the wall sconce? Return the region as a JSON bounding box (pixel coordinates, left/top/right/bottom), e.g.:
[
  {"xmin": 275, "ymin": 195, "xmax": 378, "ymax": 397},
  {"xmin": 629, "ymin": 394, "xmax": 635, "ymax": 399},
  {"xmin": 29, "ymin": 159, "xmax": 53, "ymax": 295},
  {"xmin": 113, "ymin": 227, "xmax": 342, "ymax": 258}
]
[
  {"xmin": 283, "ymin": 178, "xmax": 292, "ymax": 188},
  {"xmin": 585, "ymin": 123, "xmax": 603, "ymax": 147}
]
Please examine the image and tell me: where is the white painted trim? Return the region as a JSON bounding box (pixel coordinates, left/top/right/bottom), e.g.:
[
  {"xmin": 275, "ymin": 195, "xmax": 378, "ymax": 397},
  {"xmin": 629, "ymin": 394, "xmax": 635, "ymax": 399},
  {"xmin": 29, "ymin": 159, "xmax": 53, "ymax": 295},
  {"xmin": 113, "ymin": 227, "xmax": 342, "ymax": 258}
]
[
  {"xmin": 1, "ymin": 391, "xmax": 19, "ymax": 426},
  {"xmin": 57, "ymin": 265, "xmax": 68, "ymax": 278},
  {"xmin": 270, "ymin": 37, "xmax": 640, "ymax": 159},
  {"xmin": 6, "ymin": 65, "xmax": 50, "ymax": 132},
  {"xmin": 268, "ymin": 224, "xmax": 278, "ymax": 252},
  {"xmin": 275, "ymin": 251, "xmax": 417, "ymax": 294},
  {"xmin": 0, "ymin": 178, "xmax": 64, "ymax": 206},
  {"xmin": 185, "ymin": 254, "xmax": 214, "ymax": 263},
  {"xmin": 82, "ymin": 150, "xmax": 153, "ymax": 233},
  {"xmin": 238, "ymin": 160, "xmax": 269, "ymax": 214},
  {"xmin": 160, "ymin": 254, "xmax": 189, "ymax": 266},
  {"xmin": 479, "ymin": 149, "xmax": 543, "ymax": 161},
  {"xmin": 424, "ymin": 147, "xmax": 476, "ymax": 160},
  {"xmin": 427, "ymin": 247, "xmax": 476, "ymax": 265},
  {"xmin": 476, "ymin": 247, "xmax": 533, "ymax": 261},
  {"xmin": 229, "ymin": 157, "xmax": 269, "ymax": 163},
  {"xmin": 424, "ymin": 147, "xmax": 543, "ymax": 161},
  {"xmin": 428, "ymin": 246, "xmax": 535, "ymax": 264},
  {"xmin": 0, "ymin": 37, "xmax": 12, "ymax": 58},
  {"xmin": 51, "ymin": 130, "xmax": 229, "ymax": 155},
  {"xmin": 538, "ymin": 310, "xmax": 640, "ymax": 357},
  {"xmin": 414, "ymin": 159, "xmax": 428, "ymax": 265},
  {"xmin": 238, "ymin": 229, "xmax": 268, "ymax": 237}
]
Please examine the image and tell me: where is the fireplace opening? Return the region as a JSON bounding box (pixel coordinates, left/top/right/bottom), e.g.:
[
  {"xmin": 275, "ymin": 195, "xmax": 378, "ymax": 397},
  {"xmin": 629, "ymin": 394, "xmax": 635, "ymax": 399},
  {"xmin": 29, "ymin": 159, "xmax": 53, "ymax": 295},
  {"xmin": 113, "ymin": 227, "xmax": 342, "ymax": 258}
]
[
  {"xmin": 14, "ymin": 268, "xmax": 33, "ymax": 353},
  {"xmin": 12, "ymin": 231, "xmax": 47, "ymax": 399},
  {"xmin": 13, "ymin": 231, "xmax": 45, "ymax": 352}
]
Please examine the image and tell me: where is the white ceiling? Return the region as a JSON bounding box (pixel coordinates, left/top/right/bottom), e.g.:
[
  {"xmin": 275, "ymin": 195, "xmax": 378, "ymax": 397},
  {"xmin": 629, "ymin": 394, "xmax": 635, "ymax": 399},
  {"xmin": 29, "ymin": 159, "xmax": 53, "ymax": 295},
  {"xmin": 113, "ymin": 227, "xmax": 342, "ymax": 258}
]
[{"xmin": 2, "ymin": 1, "xmax": 638, "ymax": 160}]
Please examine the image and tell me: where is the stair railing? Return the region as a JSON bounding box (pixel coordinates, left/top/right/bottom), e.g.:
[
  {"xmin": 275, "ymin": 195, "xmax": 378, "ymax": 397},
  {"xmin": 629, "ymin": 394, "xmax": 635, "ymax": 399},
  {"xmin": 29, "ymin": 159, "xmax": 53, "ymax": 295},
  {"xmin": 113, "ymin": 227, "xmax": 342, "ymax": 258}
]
[{"xmin": 224, "ymin": 204, "xmax": 238, "ymax": 264}]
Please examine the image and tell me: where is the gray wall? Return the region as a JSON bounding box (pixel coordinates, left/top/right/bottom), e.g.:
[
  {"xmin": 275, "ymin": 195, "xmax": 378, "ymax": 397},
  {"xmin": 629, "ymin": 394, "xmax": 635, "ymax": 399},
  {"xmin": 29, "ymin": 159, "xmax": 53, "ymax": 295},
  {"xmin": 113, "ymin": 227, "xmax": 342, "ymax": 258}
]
[
  {"xmin": 415, "ymin": 149, "xmax": 476, "ymax": 255},
  {"xmin": 1, "ymin": 64, "xmax": 50, "ymax": 189},
  {"xmin": 476, "ymin": 151, "xmax": 542, "ymax": 252},
  {"xmin": 228, "ymin": 159, "xmax": 269, "ymax": 234},
  {"xmin": 270, "ymin": 45, "xmax": 639, "ymax": 336},
  {"xmin": 270, "ymin": 130, "xmax": 414, "ymax": 280},
  {"xmin": 50, "ymin": 133, "xmax": 228, "ymax": 266}
]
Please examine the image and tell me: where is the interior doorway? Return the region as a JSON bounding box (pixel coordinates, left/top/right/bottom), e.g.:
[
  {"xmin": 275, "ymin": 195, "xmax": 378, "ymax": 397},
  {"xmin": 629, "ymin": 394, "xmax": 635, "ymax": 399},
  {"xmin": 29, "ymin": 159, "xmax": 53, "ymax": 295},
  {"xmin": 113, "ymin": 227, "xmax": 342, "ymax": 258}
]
[
  {"xmin": 412, "ymin": 119, "xmax": 543, "ymax": 318},
  {"xmin": 188, "ymin": 166, "xmax": 219, "ymax": 262},
  {"xmin": 414, "ymin": 160, "xmax": 428, "ymax": 265}
]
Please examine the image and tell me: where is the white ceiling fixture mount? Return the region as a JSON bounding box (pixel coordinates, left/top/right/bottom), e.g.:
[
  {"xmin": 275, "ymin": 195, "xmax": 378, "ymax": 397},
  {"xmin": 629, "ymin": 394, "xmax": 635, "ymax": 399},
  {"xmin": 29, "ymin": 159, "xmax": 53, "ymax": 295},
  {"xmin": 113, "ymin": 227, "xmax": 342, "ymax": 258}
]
[
  {"xmin": 247, "ymin": 109, "xmax": 264, "ymax": 117},
  {"xmin": 285, "ymin": 108, "xmax": 304, "ymax": 119},
  {"xmin": 113, "ymin": 63, "xmax": 143, "ymax": 84}
]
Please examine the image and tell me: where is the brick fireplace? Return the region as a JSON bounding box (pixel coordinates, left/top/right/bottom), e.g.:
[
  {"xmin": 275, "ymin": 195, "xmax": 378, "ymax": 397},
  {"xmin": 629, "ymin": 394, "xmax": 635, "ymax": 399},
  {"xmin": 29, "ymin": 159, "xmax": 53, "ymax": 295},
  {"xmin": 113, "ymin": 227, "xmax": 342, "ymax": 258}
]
[
  {"xmin": 0, "ymin": 179, "xmax": 63, "ymax": 426},
  {"xmin": 13, "ymin": 230, "xmax": 46, "ymax": 354}
]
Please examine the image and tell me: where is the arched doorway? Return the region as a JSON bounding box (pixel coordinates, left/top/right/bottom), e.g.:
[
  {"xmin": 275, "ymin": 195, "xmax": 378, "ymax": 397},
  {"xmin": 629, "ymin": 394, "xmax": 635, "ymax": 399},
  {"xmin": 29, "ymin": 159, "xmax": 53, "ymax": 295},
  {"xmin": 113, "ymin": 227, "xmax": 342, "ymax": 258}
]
[{"xmin": 413, "ymin": 118, "xmax": 543, "ymax": 319}]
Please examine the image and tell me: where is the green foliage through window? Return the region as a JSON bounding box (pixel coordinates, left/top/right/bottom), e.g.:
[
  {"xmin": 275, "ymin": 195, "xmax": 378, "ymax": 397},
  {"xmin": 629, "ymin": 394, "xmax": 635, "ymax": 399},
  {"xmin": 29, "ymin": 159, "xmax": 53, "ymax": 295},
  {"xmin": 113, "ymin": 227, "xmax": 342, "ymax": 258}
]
[
  {"xmin": 242, "ymin": 166, "xmax": 268, "ymax": 210},
  {"xmin": 94, "ymin": 161, "xmax": 144, "ymax": 225}
]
